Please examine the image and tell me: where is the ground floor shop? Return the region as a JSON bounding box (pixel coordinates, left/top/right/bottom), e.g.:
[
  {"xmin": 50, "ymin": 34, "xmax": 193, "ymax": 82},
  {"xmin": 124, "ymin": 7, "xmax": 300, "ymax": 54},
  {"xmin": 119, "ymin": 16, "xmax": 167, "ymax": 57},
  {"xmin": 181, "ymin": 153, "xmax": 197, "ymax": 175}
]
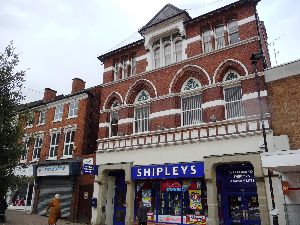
[
  {"xmin": 262, "ymin": 149, "xmax": 300, "ymax": 225},
  {"xmin": 31, "ymin": 159, "xmax": 95, "ymax": 223},
  {"xmin": 91, "ymin": 133, "xmax": 284, "ymax": 225}
]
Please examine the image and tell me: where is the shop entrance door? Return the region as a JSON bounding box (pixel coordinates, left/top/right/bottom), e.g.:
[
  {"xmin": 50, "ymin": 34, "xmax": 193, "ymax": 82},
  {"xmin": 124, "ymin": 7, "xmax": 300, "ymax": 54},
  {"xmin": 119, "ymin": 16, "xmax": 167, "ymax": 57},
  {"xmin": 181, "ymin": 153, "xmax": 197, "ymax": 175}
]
[
  {"xmin": 113, "ymin": 172, "xmax": 127, "ymax": 225},
  {"xmin": 225, "ymin": 192, "xmax": 260, "ymax": 225}
]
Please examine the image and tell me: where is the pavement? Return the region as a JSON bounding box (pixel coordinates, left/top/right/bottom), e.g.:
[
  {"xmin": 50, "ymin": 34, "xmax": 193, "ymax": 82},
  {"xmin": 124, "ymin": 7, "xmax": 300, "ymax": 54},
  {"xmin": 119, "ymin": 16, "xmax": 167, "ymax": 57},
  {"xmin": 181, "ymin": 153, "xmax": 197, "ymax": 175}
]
[{"xmin": 1, "ymin": 210, "xmax": 89, "ymax": 225}]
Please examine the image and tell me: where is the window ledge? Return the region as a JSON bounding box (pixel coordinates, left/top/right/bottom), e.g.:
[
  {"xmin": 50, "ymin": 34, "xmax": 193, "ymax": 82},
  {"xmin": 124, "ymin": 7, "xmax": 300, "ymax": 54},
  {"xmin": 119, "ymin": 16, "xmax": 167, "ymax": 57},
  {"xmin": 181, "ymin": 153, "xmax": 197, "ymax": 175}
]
[
  {"xmin": 67, "ymin": 115, "xmax": 78, "ymax": 120},
  {"xmin": 46, "ymin": 157, "xmax": 57, "ymax": 161},
  {"xmin": 25, "ymin": 125, "xmax": 33, "ymax": 129},
  {"xmin": 37, "ymin": 123, "xmax": 46, "ymax": 127},
  {"xmin": 30, "ymin": 158, "xmax": 39, "ymax": 163},
  {"xmin": 19, "ymin": 159, "xmax": 27, "ymax": 164},
  {"xmin": 60, "ymin": 155, "xmax": 73, "ymax": 160},
  {"xmin": 52, "ymin": 119, "xmax": 62, "ymax": 123}
]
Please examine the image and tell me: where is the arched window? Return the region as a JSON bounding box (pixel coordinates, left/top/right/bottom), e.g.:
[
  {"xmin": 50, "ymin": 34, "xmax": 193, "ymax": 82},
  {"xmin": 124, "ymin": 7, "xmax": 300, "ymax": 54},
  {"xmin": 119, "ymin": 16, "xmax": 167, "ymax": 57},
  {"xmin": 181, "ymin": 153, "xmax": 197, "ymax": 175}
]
[
  {"xmin": 181, "ymin": 78, "xmax": 203, "ymax": 126},
  {"xmin": 228, "ymin": 20, "xmax": 240, "ymax": 44},
  {"xmin": 134, "ymin": 90, "xmax": 150, "ymax": 133},
  {"xmin": 164, "ymin": 43, "xmax": 171, "ymax": 66},
  {"xmin": 223, "ymin": 70, "xmax": 244, "ymax": 119},
  {"xmin": 153, "ymin": 47, "xmax": 160, "ymax": 69},
  {"xmin": 174, "ymin": 40, "xmax": 182, "ymax": 62},
  {"xmin": 215, "ymin": 25, "xmax": 225, "ymax": 49},
  {"xmin": 110, "ymin": 100, "xmax": 120, "ymax": 137},
  {"xmin": 203, "ymin": 30, "xmax": 212, "ymax": 53}
]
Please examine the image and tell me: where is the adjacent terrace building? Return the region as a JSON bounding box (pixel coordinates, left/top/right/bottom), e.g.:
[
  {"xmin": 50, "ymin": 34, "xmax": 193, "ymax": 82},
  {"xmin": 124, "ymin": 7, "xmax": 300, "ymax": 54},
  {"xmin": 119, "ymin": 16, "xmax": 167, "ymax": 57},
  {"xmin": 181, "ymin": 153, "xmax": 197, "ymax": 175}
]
[
  {"xmin": 18, "ymin": 78, "xmax": 100, "ymax": 223},
  {"xmin": 92, "ymin": 1, "xmax": 289, "ymax": 225}
]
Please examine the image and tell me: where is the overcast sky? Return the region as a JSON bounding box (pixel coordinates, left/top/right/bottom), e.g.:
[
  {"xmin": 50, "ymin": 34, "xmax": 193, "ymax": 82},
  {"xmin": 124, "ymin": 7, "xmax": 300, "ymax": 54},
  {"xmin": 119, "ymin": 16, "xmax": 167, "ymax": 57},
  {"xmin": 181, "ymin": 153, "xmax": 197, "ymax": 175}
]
[{"xmin": 1, "ymin": 0, "xmax": 299, "ymax": 103}]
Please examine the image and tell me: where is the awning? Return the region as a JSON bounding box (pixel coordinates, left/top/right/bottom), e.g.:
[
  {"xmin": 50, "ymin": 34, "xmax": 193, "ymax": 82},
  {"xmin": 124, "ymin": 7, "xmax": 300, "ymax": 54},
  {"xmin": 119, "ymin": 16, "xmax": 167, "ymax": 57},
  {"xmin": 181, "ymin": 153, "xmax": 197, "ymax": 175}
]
[{"xmin": 261, "ymin": 149, "xmax": 300, "ymax": 172}]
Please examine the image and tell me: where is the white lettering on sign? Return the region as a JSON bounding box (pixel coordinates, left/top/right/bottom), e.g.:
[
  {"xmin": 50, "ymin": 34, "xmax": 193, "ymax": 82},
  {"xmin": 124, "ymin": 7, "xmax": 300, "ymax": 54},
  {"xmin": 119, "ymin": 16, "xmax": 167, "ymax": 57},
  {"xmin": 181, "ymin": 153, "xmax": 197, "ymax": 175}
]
[
  {"xmin": 135, "ymin": 164, "xmax": 201, "ymax": 178},
  {"xmin": 37, "ymin": 164, "xmax": 69, "ymax": 176}
]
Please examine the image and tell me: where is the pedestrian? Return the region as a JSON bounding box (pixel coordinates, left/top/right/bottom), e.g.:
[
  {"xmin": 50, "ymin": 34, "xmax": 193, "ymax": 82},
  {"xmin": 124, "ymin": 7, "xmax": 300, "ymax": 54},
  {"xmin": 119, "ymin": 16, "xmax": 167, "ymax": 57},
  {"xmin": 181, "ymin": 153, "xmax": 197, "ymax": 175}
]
[
  {"xmin": 137, "ymin": 201, "xmax": 148, "ymax": 225},
  {"xmin": 0, "ymin": 196, "xmax": 8, "ymax": 222},
  {"xmin": 46, "ymin": 194, "xmax": 61, "ymax": 225}
]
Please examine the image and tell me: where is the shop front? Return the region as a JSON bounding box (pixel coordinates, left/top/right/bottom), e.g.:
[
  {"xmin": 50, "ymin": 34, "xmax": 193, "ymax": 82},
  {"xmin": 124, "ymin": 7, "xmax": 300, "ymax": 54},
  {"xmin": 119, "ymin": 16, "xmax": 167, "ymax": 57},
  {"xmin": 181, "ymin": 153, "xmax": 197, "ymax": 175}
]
[
  {"xmin": 33, "ymin": 160, "xmax": 80, "ymax": 217},
  {"xmin": 132, "ymin": 162, "xmax": 207, "ymax": 225}
]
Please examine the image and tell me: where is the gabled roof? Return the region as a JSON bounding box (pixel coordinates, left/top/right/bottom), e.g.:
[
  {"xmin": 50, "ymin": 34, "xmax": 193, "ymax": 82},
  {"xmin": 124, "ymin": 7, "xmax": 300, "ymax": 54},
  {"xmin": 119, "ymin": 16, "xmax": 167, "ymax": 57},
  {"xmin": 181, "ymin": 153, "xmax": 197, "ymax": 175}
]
[{"xmin": 139, "ymin": 4, "xmax": 188, "ymax": 33}]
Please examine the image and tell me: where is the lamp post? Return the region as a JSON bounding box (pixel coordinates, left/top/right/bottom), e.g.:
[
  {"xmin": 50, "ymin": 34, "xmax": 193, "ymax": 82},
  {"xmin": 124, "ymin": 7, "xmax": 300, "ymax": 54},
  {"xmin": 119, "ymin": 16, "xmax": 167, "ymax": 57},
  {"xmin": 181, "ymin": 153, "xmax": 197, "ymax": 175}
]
[{"xmin": 251, "ymin": 52, "xmax": 279, "ymax": 225}]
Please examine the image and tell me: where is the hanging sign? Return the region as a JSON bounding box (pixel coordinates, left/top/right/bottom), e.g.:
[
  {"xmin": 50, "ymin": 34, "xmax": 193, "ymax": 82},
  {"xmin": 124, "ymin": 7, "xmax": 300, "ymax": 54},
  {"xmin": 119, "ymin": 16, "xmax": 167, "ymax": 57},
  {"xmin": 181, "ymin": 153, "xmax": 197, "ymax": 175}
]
[
  {"xmin": 131, "ymin": 162, "xmax": 204, "ymax": 180},
  {"xmin": 83, "ymin": 164, "xmax": 99, "ymax": 175}
]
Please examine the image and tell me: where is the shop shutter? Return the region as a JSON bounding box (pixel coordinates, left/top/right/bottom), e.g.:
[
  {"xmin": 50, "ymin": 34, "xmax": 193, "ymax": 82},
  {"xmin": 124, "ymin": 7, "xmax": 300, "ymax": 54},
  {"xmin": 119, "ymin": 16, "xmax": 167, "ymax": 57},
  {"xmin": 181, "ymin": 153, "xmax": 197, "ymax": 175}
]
[{"xmin": 37, "ymin": 177, "xmax": 72, "ymax": 217}]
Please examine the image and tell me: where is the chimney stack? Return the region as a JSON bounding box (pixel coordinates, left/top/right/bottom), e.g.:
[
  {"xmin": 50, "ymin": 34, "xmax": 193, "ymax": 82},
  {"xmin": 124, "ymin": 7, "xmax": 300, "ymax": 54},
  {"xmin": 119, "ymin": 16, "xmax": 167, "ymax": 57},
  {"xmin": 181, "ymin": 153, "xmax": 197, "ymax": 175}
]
[
  {"xmin": 72, "ymin": 78, "xmax": 86, "ymax": 94},
  {"xmin": 43, "ymin": 88, "xmax": 57, "ymax": 102}
]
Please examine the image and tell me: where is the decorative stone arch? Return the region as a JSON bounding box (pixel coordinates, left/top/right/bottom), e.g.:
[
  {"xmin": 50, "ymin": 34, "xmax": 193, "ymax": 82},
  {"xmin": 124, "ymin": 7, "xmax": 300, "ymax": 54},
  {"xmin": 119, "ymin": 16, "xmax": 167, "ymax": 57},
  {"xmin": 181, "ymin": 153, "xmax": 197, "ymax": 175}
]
[
  {"xmin": 125, "ymin": 79, "xmax": 157, "ymax": 104},
  {"xmin": 169, "ymin": 65, "xmax": 210, "ymax": 94},
  {"xmin": 213, "ymin": 59, "xmax": 248, "ymax": 84},
  {"xmin": 103, "ymin": 91, "xmax": 124, "ymax": 110}
]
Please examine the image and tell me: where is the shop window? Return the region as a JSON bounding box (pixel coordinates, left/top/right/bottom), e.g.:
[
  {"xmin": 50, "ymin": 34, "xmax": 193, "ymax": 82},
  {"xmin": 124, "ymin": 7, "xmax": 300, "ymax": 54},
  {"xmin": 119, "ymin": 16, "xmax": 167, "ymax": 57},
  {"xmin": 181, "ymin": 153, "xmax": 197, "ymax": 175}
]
[
  {"xmin": 228, "ymin": 20, "xmax": 240, "ymax": 44},
  {"xmin": 215, "ymin": 25, "xmax": 225, "ymax": 49},
  {"xmin": 63, "ymin": 130, "xmax": 75, "ymax": 156},
  {"xmin": 68, "ymin": 101, "xmax": 78, "ymax": 118},
  {"xmin": 203, "ymin": 30, "xmax": 212, "ymax": 53},
  {"xmin": 174, "ymin": 40, "xmax": 182, "ymax": 62},
  {"xmin": 134, "ymin": 179, "xmax": 207, "ymax": 224},
  {"xmin": 134, "ymin": 90, "xmax": 150, "ymax": 133},
  {"xmin": 49, "ymin": 132, "xmax": 60, "ymax": 158},
  {"xmin": 38, "ymin": 110, "xmax": 46, "ymax": 124},
  {"xmin": 53, "ymin": 105, "xmax": 63, "ymax": 121},
  {"xmin": 33, "ymin": 136, "xmax": 43, "ymax": 160},
  {"xmin": 223, "ymin": 71, "xmax": 244, "ymax": 119}
]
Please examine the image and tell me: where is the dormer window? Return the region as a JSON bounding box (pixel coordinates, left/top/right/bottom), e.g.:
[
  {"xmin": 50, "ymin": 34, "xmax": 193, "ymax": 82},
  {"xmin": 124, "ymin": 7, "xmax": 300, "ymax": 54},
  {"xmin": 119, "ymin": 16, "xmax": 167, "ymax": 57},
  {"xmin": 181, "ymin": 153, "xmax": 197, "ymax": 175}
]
[
  {"xmin": 174, "ymin": 40, "xmax": 182, "ymax": 62},
  {"xmin": 152, "ymin": 32, "xmax": 183, "ymax": 69}
]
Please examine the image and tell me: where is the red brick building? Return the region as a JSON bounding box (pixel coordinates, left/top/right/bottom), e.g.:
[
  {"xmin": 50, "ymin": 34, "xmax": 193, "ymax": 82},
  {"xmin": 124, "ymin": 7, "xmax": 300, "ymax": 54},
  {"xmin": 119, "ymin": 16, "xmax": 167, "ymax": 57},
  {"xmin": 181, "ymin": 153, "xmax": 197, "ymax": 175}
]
[
  {"xmin": 18, "ymin": 78, "xmax": 100, "ymax": 223},
  {"xmin": 91, "ymin": 1, "xmax": 289, "ymax": 225}
]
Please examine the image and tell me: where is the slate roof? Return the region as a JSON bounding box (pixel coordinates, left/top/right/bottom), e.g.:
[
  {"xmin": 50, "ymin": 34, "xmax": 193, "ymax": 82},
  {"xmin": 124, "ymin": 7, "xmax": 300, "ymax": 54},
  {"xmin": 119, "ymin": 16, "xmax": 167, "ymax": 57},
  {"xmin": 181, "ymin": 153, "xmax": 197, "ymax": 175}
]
[{"xmin": 139, "ymin": 4, "xmax": 189, "ymax": 33}]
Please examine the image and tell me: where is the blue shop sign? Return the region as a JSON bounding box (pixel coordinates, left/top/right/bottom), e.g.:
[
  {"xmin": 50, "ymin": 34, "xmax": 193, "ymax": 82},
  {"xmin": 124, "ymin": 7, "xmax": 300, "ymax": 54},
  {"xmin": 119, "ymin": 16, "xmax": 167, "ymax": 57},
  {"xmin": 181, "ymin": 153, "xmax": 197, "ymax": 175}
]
[{"xmin": 131, "ymin": 162, "xmax": 204, "ymax": 180}]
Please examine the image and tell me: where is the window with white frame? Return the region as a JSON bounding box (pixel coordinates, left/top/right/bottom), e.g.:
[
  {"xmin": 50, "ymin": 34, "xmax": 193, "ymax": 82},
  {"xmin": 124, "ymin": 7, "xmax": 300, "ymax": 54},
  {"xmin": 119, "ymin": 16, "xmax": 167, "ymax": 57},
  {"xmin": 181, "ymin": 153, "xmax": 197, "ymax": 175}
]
[
  {"xmin": 49, "ymin": 132, "xmax": 60, "ymax": 158},
  {"xmin": 228, "ymin": 20, "xmax": 240, "ymax": 44},
  {"xmin": 164, "ymin": 43, "xmax": 171, "ymax": 66},
  {"xmin": 152, "ymin": 32, "xmax": 183, "ymax": 69},
  {"xmin": 131, "ymin": 56, "xmax": 136, "ymax": 76},
  {"xmin": 113, "ymin": 62, "xmax": 119, "ymax": 81},
  {"xmin": 63, "ymin": 130, "xmax": 75, "ymax": 156},
  {"xmin": 215, "ymin": 25, "xmax": 225, "ymax": 49},
  {"xmin": 21, "ymin": 139, "xmax": 29, "ymax": 161},
  {"xmin": 134, "ymin": 90, "xmax": 150, "ymax": 133},
  {"xmin": 223, "ymin": 71, "xmax": 244, "ymax": 119},
  {"xmin": 153, "ymin": 46, "xmax": 160, "ymax": 69},
  {"xmin": 38, "ymin": 110, "xmax": 46, "ymax": 124},
  {"xmin": 181, "ymin": 78, "xmax": 202, "ymax": 126},
  {"xmin": 54, "ymin": 105, "xmax": 63, "ymax": 121},
  {"xmin": 174, "ymin": 40, "xmax": 182, "ymax": 62},
  {"xmin": 110, "ymin": 100, "xmax": 120, "ymax": 137},
  {"xmin": 33, "ymin": 136, "xmax": 43, "ymax": 160},
  {"xmin": 203, "ymin": 30, "xmax": 212, "ymax": 53},
  {"xmin": 68, "ymin": 101, "xmax": 78, "ymax": 118},
  {"xmin": 26, "ymin": 112, "xmax": 34, "ymax": 127},
  {"xmin": 122, "ymin": 59, "xmax": 127, "ymax": 79}
]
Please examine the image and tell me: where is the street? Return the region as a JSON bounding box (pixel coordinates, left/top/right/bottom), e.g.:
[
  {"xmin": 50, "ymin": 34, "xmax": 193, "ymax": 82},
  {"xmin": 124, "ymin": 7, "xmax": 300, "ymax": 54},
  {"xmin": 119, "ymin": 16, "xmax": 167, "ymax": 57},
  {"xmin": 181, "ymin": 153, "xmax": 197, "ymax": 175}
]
[{"xmin": 1, "ymin": 210, "xmax": 88, "ymax": 225}]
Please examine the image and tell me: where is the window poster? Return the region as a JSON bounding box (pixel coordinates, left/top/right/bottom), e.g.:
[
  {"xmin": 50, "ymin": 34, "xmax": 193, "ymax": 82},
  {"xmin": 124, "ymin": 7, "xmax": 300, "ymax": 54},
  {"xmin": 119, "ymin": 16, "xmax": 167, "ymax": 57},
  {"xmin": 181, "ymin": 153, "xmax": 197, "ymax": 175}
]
[
  {"xmin": 185, "ymin": 215, "xmax": 206, "ymax": 224},
  {"xmin": 142, "ymin": 189, "xmax": 151, "ymax": 207},
  {"xmin": 189, "ymin": 190, "xmax": 202, "ymax": 210}
]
